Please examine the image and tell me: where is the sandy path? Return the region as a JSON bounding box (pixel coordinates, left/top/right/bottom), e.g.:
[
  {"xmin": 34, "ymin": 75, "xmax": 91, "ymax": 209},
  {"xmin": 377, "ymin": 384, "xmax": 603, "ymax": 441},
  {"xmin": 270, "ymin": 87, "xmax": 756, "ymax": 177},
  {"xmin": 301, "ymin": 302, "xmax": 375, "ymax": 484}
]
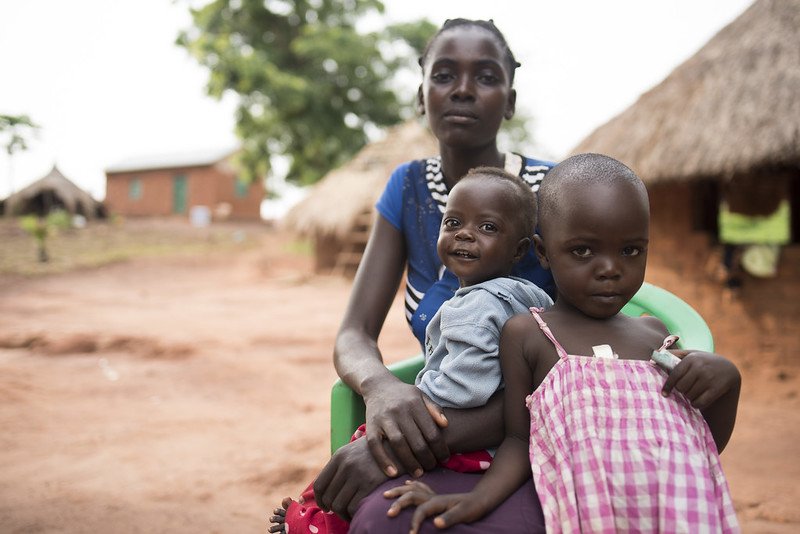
[{"xmin": 0, "ymin": 228, "xmax": 797, "ymax": 533}]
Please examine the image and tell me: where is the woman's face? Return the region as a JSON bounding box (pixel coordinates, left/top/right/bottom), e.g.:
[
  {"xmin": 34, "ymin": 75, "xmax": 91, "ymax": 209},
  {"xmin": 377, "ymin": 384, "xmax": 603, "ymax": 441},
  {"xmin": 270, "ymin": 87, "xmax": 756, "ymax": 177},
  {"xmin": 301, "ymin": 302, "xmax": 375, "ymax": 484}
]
[{"xmin": 419, "ymin": 25, "xmax": 516, "ymax": 151}]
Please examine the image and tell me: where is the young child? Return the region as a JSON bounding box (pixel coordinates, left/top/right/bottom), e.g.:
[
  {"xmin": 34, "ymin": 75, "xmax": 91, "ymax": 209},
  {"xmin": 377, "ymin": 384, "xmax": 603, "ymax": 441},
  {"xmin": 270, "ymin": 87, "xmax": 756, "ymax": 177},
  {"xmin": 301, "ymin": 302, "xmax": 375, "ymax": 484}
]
[
  {"xmin": 385, "ymin": 153, "xmax": 741, "ymax": 533},
  {"xmin": 270, "ymin": 168, "xmax": 552, "ymax": 533}
]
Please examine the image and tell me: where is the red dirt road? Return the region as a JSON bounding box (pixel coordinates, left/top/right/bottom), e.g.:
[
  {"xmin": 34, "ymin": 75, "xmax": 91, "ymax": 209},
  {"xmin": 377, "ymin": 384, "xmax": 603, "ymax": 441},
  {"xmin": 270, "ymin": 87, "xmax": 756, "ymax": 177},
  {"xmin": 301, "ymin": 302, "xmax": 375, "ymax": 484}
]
[{"xmin": 0, "ymin": 227, "xmax": 797, "ymax": 533}]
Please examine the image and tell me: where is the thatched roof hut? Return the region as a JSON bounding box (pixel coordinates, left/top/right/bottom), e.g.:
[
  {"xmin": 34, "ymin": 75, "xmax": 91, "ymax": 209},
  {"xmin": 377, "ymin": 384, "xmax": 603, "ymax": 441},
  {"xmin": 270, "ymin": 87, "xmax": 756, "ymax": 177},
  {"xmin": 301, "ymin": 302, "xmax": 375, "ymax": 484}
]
[
  {"xmin": 568, "ymin": 0, "xmax": 799, "ymax": 362},
  {"xmin": 286, "ymin": 119, "xmax": 438, "ymax": 240},
  {"xmin": 571, "ymin": 0, "xmax": 799, "ymax": 184},
  {"xmin": 285, "ymin": 119, "xmax": 438, "ymax": 272},
  {"xmin": 3, "ymin": 166, "xmax": 105, "ymax": 219}
]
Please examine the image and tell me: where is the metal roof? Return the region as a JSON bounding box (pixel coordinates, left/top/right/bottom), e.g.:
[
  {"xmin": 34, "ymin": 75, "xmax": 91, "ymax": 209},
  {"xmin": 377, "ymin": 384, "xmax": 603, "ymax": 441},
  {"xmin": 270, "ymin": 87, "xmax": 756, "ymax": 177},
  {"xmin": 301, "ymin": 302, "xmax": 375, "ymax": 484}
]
[{"xmin": 105, "ymin": 146, "xmax": 238, "ymax": 174}]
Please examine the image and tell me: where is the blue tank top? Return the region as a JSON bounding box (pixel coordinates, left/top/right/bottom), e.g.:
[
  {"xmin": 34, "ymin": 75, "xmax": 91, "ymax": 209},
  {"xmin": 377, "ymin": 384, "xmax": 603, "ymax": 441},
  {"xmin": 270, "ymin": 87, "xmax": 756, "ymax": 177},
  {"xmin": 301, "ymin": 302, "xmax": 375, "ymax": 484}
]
[{"xmin": 375, "ymin": 154, "xmax": 555, "ymax": 345}]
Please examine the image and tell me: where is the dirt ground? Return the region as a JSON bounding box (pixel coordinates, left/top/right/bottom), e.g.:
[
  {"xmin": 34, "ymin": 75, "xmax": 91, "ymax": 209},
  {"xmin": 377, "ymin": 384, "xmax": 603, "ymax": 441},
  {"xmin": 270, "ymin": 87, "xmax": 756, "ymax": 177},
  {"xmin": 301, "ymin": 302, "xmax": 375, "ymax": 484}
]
[{"xmin": 0, "ymin": 222, "xmax": 797, "ymax": 533}]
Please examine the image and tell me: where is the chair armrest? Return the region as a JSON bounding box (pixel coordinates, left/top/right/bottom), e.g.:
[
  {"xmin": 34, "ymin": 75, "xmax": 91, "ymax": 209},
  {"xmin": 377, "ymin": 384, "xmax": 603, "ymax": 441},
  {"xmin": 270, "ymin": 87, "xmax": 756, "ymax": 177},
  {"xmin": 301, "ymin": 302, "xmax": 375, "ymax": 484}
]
[
  {"xmin": 623, "ymin": 282, "xmax": 714, "ymax": 352},
  {"xmin": 330, "ymin": 282, "xmax": 713, "ymax": 453},
  {"xmin": 330, "ymin": 354, "xmax": 425, "ymax": 455}
]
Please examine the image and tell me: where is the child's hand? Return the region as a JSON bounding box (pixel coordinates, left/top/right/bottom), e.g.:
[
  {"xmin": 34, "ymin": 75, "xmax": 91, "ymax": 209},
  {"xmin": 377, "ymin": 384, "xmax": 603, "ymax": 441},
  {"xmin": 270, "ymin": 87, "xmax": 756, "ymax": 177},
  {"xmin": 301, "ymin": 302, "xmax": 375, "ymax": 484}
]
[
  {"xmin": 384, "ymin": 480, "xmax": 437, "ymax": 517},
  {"xmin": 661, "ymin": 350, "xmax": 741, "ymax": 410},
  {"xmin": 384, "ymin": 480, "xmax": 481, "ymax": 533}
]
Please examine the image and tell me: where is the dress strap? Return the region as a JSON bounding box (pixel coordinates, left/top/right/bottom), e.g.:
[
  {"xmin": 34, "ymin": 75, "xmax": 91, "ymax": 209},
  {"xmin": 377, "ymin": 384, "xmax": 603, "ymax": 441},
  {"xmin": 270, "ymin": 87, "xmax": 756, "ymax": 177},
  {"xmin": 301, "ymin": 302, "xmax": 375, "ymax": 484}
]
[
  {"xmin": 658, "ymin": 335, "xmax": 680, "ymax": 352},
  {"xmin": 528, "ymin": 307, "xmax": 569, "ymax": 359}
]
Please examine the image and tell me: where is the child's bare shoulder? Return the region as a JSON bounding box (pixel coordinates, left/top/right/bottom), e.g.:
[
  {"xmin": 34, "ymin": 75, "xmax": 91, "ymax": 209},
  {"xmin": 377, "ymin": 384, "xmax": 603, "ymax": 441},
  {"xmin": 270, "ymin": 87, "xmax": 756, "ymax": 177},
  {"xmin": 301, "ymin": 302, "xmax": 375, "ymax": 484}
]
[
  {"xmin": 618, "ymin": 314, "xmax": 672, "ymax": 351},
  {"xmin": 502, "ymin": 311, "xmax": 538, "ymax": 336},
  {"xmin": 632, "ymin": 314, "xmax": 670, "ymax": 338},
  {"xmin": 501, "ymin": 312, "xmax": 549, "ymax": 351}
]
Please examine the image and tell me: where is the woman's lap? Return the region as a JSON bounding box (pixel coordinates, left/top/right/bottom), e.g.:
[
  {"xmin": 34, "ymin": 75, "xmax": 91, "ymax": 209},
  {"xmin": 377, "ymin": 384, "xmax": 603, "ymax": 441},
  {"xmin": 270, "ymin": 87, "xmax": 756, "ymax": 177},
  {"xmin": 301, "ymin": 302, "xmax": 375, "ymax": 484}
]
[{"xmin": 349, "ymin": 468, "xmax": 545, "ymax": 533}]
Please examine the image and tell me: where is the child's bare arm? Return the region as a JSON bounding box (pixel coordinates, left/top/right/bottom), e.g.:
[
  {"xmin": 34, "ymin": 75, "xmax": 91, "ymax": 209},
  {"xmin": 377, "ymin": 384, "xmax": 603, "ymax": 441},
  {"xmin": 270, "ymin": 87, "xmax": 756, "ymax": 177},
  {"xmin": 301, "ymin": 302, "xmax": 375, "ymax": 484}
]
[
  {"xmin": 384, "ymin": 315, "xmax": 538, "ymax": 530},
  {"xmin": 662, "ymin": 350, "xmax": 741, "ymax": 452},
  {"xmin": 434, "ymin": 315, "xmax": 540, "ymax": 521}
]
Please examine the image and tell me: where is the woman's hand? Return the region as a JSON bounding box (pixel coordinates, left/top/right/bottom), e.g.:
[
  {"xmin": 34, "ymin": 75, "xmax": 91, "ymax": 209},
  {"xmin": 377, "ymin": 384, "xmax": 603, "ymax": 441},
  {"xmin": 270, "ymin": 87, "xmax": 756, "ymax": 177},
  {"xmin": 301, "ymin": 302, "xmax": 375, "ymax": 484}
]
[
  {"xmin": 364, "ymin": 381, "xmax": 450, "ymax": 478},
  {"xmin": 313, "ymin": 437, "xmax": 394, "ymax": 520},
  {"xmin": 384, "ymin": 480, "xmax": 484, "ymax": 533}
]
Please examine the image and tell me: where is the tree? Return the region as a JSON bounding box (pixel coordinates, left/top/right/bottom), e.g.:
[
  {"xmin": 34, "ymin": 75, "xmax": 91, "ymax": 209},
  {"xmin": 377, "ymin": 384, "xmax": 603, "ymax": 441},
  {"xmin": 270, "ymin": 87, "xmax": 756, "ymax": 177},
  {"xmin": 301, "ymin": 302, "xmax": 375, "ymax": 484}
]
[
  {"xmin": 178, "ymin": 0, "xmax": 436, "ymax": 184},
  {"xmin": 19, "ymin": 210, "xmax": 71, "ymax": 263},
  {"xmin": 1, "ymin": 114, "xmax": 39, "ymax": 194}
]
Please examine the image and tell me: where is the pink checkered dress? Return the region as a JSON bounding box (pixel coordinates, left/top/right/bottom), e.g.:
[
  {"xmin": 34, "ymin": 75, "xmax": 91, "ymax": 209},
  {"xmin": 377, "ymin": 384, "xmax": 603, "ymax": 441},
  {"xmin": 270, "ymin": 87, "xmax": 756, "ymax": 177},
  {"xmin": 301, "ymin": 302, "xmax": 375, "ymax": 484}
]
[{"xmin": 526, "ymin": 309, "xmax": 739, "ymax": 533}]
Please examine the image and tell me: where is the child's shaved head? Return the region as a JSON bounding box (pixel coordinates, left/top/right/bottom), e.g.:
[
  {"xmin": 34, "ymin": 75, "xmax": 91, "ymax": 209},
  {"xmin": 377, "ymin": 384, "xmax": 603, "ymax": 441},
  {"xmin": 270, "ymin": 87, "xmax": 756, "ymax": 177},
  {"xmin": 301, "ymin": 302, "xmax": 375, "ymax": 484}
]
[
  {"xmin": 538, "ymin": 153, "xmax": 648, "ymax": 233},
  {"xmin": 459, "ymin": 166, "xmax": 537, "ymax": 240}
]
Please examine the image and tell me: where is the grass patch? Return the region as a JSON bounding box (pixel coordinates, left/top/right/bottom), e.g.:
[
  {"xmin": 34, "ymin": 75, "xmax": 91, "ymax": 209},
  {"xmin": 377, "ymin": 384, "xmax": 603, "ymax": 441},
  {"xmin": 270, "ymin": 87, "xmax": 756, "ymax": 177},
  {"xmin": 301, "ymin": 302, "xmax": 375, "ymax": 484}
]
[
  {"xmin": 0, "ymin": 218, "xmax": 267, "ymax": 277},
  {"xmin": 282, "ymin": 237, "xmax": 313, "ymax": 256}
]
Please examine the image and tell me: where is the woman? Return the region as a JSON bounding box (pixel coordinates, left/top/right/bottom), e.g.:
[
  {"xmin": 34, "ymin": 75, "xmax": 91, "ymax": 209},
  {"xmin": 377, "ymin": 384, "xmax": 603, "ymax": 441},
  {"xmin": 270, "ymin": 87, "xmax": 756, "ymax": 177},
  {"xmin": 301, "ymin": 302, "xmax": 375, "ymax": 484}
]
[{"xmin": 272, "ymin": 18, "xmax": 553, "ymax": 533}]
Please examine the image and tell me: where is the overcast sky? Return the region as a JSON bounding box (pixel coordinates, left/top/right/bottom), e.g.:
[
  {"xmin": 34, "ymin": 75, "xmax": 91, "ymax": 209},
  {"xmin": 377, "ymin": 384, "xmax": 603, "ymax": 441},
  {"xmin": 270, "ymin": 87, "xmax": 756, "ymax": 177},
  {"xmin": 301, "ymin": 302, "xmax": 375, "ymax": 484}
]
[{"xmin": 0, "ymin": 0, "xmax": 754, "ymax": 200}]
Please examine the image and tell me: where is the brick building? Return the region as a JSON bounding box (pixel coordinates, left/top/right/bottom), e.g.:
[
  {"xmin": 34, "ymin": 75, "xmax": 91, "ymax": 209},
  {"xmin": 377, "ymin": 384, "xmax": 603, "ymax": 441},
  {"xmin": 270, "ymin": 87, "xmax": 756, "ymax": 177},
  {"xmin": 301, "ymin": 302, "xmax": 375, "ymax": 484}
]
[{"xmin": 105, "ymin": 148, "xmax": 264, "ymax": 220}]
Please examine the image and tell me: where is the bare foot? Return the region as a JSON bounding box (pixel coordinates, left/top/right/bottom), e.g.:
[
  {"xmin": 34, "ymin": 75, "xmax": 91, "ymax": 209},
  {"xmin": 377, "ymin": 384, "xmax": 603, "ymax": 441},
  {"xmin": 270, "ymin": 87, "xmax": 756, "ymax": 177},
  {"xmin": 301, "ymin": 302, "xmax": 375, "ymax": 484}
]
[{"xmin": 268, "ymin": 497, "xmax": 294, "ymax": 533}]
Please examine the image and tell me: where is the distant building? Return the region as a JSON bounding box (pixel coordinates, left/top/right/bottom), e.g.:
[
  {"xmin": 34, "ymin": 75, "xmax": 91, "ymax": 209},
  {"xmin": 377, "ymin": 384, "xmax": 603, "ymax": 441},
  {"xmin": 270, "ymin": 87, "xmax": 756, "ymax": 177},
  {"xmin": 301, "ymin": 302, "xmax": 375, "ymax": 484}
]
[
  {"xmin": 285, "ymin": 120, "xmax": 438, "ymax": 275},
  {"xmin": 2, "ymin": 165, "xmax": 105, "ymax": 219},
  {"xmin": 105, "ymin": 148, "xmax": 265, "ymax": 221}
]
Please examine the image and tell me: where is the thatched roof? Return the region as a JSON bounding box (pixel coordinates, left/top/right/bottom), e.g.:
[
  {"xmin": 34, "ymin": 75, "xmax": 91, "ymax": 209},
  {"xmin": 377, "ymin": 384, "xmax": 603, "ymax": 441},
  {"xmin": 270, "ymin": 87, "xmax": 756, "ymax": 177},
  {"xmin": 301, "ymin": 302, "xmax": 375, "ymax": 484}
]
[
  {"xmin": 285, "ymin": 119, "xmax": 438, "ymax": 239},
  {"xmin": 571, "ymin": 0, "xmax": 800, "ymax": 184},
  {"xmin": 3, "ymin": 166, "xmax": 104, "ymax": 219}
]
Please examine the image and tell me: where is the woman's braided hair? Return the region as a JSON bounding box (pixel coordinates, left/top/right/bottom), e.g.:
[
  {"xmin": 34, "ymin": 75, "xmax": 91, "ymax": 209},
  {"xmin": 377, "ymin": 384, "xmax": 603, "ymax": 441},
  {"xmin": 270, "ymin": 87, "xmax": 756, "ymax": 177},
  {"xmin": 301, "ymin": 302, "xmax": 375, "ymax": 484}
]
[{"xmin": 418, "ymin": 18, "xmax": 521, "ymax": 85}]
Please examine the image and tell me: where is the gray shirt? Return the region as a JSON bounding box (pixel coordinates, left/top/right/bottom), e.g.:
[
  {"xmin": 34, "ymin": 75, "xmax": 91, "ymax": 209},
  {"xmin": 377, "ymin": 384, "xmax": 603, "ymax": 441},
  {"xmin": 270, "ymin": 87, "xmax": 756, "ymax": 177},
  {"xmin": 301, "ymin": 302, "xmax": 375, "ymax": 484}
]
[{"xmin": 416, "ymin": 276, "xmax": 553, "ymax": 409}]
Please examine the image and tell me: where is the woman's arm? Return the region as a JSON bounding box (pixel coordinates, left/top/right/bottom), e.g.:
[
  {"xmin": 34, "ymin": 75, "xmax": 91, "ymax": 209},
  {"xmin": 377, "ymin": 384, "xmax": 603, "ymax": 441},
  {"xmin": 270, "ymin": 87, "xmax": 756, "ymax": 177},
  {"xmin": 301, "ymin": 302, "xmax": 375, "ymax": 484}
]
[
  {"xmin": 334, "ymin": 215, "xmax": 406, "ymax": 393},
  {"xmin": 313, "ymin": 397, "xmax": 504, "ymax": 521},
  {"xmin": 440, "ymin": 391, "xmax": 504, "ymax": 451},
  {"xmin": 334, "ymin": 215, "xmax": 449, "ymax": 477}
]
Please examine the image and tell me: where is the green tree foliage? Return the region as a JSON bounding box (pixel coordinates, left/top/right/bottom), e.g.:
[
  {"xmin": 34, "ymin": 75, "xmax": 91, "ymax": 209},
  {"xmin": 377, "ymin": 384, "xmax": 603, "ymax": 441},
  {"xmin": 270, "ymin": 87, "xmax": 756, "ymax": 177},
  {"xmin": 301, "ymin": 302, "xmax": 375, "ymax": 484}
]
[
  {"xmin": 19, "ymin": 210, "xmax": 72, "ymax": 263},
  {"xmin": 1, "ymin": 113, "xmax": 40, "ymax": 194},
  {"xmin": 178, "ymin": 0, "xmax": 436, "ymax": 184},
  {"xmin": 0, "ymin": 114, "xmax": 39, "ymax": 156}
]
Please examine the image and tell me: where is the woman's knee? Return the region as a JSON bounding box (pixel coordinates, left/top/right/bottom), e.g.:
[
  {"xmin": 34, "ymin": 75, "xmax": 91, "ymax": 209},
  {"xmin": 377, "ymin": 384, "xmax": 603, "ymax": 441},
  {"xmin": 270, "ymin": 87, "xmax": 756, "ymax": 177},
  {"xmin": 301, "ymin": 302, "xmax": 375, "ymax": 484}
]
[
  {"xmin": 349, "ymin": 480, "xmax": 401, "ymax": 534},
  {"xmin": 351, "ymin": 470, "xmax": 545, "ymax": 533}
]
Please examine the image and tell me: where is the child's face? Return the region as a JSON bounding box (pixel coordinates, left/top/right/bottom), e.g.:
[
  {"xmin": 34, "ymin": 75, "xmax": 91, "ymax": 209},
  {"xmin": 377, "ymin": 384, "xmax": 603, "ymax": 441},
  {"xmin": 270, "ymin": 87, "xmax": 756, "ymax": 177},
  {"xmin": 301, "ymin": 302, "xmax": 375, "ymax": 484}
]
[
  {"xmin": 419, "ymin": 25, "xmax": 516, "ymax": 151},
  {"xmin": 537, "ymin": 181, "xmax": 649, "ymax": 319},
  {"xmin": 438, "ymin": 178, "xmax": 527, "ymax": 287}
]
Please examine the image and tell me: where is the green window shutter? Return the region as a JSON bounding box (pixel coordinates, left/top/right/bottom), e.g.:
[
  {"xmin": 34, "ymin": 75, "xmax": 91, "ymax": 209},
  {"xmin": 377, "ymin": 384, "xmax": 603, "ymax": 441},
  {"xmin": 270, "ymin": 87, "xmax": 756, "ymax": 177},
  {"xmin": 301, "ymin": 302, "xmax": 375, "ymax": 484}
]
[
  {"xmin": 235, "ymin": 178, "xmax": 248, "ymax": 198},
  {"xmin": 129, "ymin": 178, "xmax": 142, "ymax": 200},
  {"xmin": 173, "ymin": 174, "xmax": 187, "ymax": 214}
]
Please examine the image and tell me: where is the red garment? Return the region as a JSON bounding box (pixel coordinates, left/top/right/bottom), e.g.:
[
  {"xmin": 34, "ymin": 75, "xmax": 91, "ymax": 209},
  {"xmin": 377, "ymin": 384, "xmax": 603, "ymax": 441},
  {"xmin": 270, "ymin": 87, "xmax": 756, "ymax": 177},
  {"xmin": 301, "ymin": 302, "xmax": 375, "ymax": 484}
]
[{"xmin": 284, "ymin": 424, "xmax": 493, "ymax": 534}]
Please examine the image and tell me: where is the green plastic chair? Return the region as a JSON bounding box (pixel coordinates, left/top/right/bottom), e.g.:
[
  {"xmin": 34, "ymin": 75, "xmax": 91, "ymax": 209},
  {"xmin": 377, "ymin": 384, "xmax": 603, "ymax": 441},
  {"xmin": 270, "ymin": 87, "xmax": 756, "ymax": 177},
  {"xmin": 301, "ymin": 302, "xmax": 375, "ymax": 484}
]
[{"xmin": 329, "ymin": 282, "xmax": 713, "ymax": 454}]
